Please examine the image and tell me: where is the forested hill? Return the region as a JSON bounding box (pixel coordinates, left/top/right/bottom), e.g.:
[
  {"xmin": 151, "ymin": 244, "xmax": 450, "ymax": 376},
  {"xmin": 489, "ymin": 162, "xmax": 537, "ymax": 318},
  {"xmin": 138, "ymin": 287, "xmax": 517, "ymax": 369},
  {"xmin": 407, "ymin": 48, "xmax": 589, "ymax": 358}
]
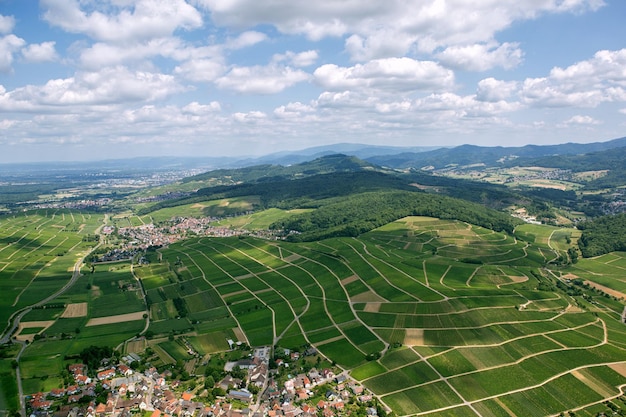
[
  {"xmin": 140, "ymin": 170, "xmax": 416, "ymax": 214},
  {"xmin": 270, "ymin": 190, "xmax": 522, "ymax": 242},
  {"xmin": 141, "ymin": 166, "xmax": 522, "ymax": 242},
  {"xmin": 577, "ymin": 213, "xmax": 626, "ymax": 257},
  {"xmin": 182, "ymin": 153, "xmax": 380, "ymax": 185}
]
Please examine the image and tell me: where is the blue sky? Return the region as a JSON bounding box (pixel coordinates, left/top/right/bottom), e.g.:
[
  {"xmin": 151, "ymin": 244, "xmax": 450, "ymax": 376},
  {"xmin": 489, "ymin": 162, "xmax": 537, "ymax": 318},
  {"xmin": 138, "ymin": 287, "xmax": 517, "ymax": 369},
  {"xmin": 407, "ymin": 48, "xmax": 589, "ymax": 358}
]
[{"xmin": 0, "ymin": 0, "xmax": 625, "ymax": 162}]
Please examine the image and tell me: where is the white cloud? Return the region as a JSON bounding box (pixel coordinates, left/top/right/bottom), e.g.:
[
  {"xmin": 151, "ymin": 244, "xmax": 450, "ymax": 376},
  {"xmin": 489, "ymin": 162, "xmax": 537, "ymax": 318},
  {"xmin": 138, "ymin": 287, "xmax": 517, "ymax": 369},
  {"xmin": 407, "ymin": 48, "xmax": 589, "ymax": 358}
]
[
  {"xmin": 22, "ymin": 41, "xmax": 58, "ymax": 63},
  {"xmin": 0, "ymin": 66, "xmax": 184, "ymax": 110},
  {"xmin": 182, "ymin": 101, "xmax": 221, "ymax": 115},
  {"xmin": 174, "ymin": 59, "xmax": 225, "ymax": 83},
  {"xmin": 225, "ymin": 31, "xmax": 267, "ymax": 49},
  {"xmin": 0, "ymin": 15, "xmax": 16, "ymax": 34},
  {"xmin": 436, "ymin": 42, "xmax": 523, "ymax": 71},
  {"xmin": 274, "ymin": 101, "xmax": 316, "ymax": 119},
  {"xmin": 273, "ymin": 50, "xmax": 319, "ymax": 67},
  {"xmin": 216, "ymin": 65, "xmax": 310, "ymax": 94},
  {"xmin": 476, "ymin": 78, "xmax": 518, "ymax": 102},
  {"xmin": 41, "ymin": 0, "xmax": 203, "ymax": 42},
  {"xmin": 521, "ymin": 48, "xmax": 626, "ymax": 108},
  {"xmin": 80, "ymin": 37, "xmax": 190, "ymax": 69},
  {"xmin": 232, "ymin": 111, "xmax": 267, "ymax": 123},
  {"xmin": 561, "ymin": 115, "xmax": 601, "ymax": 125},
  {"xmin": 344, "ymin": 31, "xmax": 416, "ymax": 61},
  {"xmin": 313, "ymin": 57, "xmax": 454, "ymax": 93},
  {"xmin": 196, "ymin": 0, "xmax": 605, "ymax": 60},
  {"xmin": 0, "ymin": 34, "xmax": 25, "ymax": 72}
]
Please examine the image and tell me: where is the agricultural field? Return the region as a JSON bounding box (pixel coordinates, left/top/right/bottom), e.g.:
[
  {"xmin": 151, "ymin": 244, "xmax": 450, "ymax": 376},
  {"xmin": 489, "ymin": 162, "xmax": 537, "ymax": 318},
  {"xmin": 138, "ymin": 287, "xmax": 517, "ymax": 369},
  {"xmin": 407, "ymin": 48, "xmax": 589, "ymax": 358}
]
[
  {"xmin": 132, "ymin": 216, "xmax": 624, "ymax": 416},
  {"xmin": 2, "ymin": 210, "xmax": 626, "ymax": 416},
  {"xmin": 0, "ymin": 210, "xmax": 104, "ymax": 335},
  {"xmin": 14, "ymin": 260, "xmax": 146, "ymax": 396}
]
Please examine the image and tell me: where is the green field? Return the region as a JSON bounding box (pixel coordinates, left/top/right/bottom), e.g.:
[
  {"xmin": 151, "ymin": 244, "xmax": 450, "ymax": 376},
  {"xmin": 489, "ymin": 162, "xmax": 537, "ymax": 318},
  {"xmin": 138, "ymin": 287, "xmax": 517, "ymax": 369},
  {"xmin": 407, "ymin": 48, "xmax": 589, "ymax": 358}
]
[
  {"xmin": 2, "ymin": 213, "xmax": 626, "ymax": 416},
  {"xmin": 0, "ymin": 210, "xmax": 103, "ymax": 332}
]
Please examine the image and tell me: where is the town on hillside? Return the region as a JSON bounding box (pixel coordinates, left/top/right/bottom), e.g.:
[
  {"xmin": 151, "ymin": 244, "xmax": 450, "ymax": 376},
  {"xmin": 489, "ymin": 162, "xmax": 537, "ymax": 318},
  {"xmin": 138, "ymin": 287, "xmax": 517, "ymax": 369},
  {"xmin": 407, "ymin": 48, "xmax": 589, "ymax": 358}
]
[{"xmin": 26, "ymin": 343, "xmax": 384, "ymax": 417}]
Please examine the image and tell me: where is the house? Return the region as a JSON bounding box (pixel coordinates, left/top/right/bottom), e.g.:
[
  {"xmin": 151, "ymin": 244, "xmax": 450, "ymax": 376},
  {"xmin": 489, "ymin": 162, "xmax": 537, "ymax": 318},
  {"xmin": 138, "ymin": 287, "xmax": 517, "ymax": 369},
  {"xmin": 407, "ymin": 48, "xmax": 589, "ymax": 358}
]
[
  {"xmin": 218, "ymin": 375, "xmax": 242, "ymax": 391},
  {"xmin": 97, "ymin": 368, "xmax": 116, "ymax": 381},
  {"xmin": 67, "ymin": 385, "xmax": 80, "ymax": 395},
  {"xmin": 332, "ymin": 403, "xmax": 344, "ymax": 411},
  {"xmin": 50, "ymin": 388, "xmax": 66, "ymax": 398},
  {"xmin": 69, "ymin": 363, "xmax": 86, "ymax": 376},
  {"xmin": 334, "ymin": 374, "xmax": 347, "ymax": 384},
  {"xmin": 95, "ymin": 403, "xmax": 107, "ymax": 415},
  {"xmin": 31, "ymin": 399, "xmax": 52, "ymax": 410},
  {"xmin": 366, "ymin": 407, "xmax": 378, "ymax": 416},
  {"xmin": 118, "ymin": 364, "xmax": 133, "ymax": 376},
  {"xmin": 76, "ymin": 374, "xmax": 92, "ymax": 385},
  {"xmin": 227, "ymin": 390, "xmax": 253, "ymax": 402},
  {"xmin": 68, "ymin": 394, "xmax": 83, "ymax": 403}
]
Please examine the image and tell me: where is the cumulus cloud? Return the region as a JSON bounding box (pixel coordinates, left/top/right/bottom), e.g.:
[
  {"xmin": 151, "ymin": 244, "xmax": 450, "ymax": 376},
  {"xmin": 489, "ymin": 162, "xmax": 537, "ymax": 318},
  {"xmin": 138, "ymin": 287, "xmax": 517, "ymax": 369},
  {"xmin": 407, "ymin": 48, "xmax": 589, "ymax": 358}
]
[
  {"xmin": 313, "ymin": 57, "xmax": 454, "ymax": 93},
  {"xmin": 0, "ymin": 34, "xmax": 25, "ymax": 72},
  {"xmin": 182, "ymin": 101, "xmax": 221, "ymax": 115},
  {"xmin": 196, "ymin": 0, "xmax": 605, "ymax": 60},
  {"xmin": 215, "ymin": 64, "xmax": 310, "ymax": 94},
  {"xmin": 0, "ymin": 66, "xmax": 184, "ymax": 110},
  {"xmin": 561, "ymin": 115, "xmax": 601, "ymax": 125},
  {"xmin": 225, "ymin": 31, "xmax": 267, "ymax": 49},
  {"xmin": 22, "ymin": 41, "xmax": 58, "ymax": 63},
  {"xmin": 476, "ymin": 78, "xmax": 519, "ymax": 102},
  {"xmin": 0, "ymin": 15, "xmax": 16, "ymax": 34},
  {"xmin": 274, "ymin": 101, "xmax": 316, "ymax": 119},
  {"xmin": 273, "ymin": 50, "xmax": 319, "ymax": 67},
  {"xmin": 521, "ymin": 48, "xmax": 626, "ymax": 108},
  {"xmin": 436, "ymin": 42, "xmax": 523, "ymax": 71},
  {"xmin": 344, "ymin": 31, "xmax": 416, "ymax": 61},
  {"xmin": 41, "ymin": 0, "xmax": 202, "ymax": 42}
]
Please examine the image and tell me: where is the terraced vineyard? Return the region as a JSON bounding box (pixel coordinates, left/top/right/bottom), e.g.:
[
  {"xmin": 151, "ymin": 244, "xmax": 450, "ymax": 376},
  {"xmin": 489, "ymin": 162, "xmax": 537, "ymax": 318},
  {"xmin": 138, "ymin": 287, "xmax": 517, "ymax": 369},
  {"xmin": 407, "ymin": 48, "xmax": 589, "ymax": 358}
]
[
  {"xmin": 138, "ymin": 216, "xmax": 626, "ymax": 416},
  {"xmin": 2, "ymin": 210, "xmax": 626, "ymax": 416}
]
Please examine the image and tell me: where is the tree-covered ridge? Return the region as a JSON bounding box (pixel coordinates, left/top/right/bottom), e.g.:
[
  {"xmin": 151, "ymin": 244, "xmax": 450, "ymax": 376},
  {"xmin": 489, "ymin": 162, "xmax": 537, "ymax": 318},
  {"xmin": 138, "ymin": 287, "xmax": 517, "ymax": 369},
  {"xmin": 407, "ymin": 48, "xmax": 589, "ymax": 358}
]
[
  {"xmin": 183, "ymin": 154, "xmax": 378, "ymax": 184},
  {"xmin": 139, "ymin": 170, "xmax": 415, "ymax": 215},
  {"xmin": 578, "ymin": 213, "xmax": 626, "ymax": 257},
  {"xmin": 271, "ymin": 190, "xmax": 522, "ymax": 241}
]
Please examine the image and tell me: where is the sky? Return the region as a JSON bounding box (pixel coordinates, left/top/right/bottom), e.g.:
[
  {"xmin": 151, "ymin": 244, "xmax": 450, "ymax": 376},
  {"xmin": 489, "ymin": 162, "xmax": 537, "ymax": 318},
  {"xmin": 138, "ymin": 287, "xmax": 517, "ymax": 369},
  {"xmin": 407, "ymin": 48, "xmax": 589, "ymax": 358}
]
[{"xmin": 0, "ymin": 0, "xmax": 625, "ymax": 163}]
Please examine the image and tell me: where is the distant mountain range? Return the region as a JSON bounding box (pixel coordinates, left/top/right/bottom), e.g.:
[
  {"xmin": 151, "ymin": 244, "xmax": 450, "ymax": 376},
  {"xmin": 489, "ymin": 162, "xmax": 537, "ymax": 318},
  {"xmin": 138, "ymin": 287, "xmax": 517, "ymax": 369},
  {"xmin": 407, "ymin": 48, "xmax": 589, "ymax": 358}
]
[
  {"xmin": 2, "ymin": 137, "xmax": 626, "ymax": 174},
  {"xmin": 366, "ymin": 136, "xmax": 626, "ymax": 170}
]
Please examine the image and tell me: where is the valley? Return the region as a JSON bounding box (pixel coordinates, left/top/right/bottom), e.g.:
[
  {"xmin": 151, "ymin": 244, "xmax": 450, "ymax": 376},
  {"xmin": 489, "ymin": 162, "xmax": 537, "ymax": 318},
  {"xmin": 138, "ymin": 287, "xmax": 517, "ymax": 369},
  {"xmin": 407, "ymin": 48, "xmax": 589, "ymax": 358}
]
[{"xmin": 1, "ymin": 141, "xmax": 626, "ymax": 417}]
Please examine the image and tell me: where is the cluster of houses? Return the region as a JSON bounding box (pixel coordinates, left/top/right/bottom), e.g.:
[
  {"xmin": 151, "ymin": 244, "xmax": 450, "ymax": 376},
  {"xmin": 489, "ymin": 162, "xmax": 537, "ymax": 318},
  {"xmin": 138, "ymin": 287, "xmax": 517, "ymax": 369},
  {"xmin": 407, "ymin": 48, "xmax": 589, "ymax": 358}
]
[{"xmin": 27, "ymin": 346, "xmax": 380, "ymax": 417}]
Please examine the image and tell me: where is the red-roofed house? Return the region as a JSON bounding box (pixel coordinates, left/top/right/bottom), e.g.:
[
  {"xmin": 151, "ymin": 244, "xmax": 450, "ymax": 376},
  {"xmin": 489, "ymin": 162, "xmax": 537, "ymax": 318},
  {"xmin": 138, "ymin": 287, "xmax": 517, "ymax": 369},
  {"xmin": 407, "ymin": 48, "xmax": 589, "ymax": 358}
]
[
  {"xmin": 97, "ymin": 369, "xmax": 116, "ymax": 380},
  {"xmin": 76, "ymin": 374, "xmax": 92, "ymax": 385}
]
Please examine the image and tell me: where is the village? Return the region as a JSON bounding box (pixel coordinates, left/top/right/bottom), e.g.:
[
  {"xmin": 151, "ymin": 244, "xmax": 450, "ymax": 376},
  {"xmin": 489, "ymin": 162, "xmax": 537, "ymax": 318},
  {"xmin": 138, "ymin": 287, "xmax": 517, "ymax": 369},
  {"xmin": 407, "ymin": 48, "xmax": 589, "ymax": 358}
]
[
  {"xmin": 92, "ymin": 216, "xmax": 281, "ymax": 263},
  {"xmin": 26, "ymin": 345, "xmax": 382, "ymax": 417}
]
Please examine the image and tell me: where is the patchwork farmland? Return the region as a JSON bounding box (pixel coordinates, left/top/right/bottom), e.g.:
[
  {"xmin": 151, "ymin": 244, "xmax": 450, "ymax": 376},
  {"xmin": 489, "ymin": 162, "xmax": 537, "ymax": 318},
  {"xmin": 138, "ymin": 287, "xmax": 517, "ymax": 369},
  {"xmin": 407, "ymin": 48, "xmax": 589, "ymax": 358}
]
[{"xmin": 2, "ymin": 210, "xmax": 626, "ymax": 416}]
